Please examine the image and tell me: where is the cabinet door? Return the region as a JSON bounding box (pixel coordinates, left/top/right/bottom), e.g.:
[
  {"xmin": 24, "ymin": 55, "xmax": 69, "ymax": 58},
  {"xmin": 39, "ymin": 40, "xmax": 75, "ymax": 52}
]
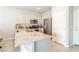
[
  {"xmin": 24, "ymin": 15, "xmax": 30, "ymax": 24},
  {"xmin": 36, "ymin": 16, "xmax": 42, "ymax": 24},
  {"xmin": 16, "ymin": 13, "xmax": 25, "ymax": 23},
  {"xmin": 30, "ymin": 16, "xmax": 35, "ymax": 20}
]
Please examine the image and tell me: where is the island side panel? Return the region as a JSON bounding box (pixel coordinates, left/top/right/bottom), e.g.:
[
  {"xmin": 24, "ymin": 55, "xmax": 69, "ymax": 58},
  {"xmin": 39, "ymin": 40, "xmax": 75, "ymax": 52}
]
[
  {"xmin": 34, "ymin": 38, "xmax": 52, "ymax": 52},
  {"xmin": 20, "ymin": 42, "xmax": 34, "ymax": 52}
]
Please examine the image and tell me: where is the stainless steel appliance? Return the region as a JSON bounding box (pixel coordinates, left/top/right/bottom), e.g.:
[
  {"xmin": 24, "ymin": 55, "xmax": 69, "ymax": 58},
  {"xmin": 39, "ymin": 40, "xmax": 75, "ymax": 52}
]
[
  {"xmin": 44, "ymin": 18, "xmax": 52, "ymax": 35},
  {"xmin": 30, "ymin": 19, "xmax": 38, "ymax": 24}
]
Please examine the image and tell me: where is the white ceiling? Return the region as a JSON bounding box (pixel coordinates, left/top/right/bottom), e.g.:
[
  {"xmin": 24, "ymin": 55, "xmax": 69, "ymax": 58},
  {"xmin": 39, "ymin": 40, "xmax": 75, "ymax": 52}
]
[{"xmin": 15, "ymin": 6, "xmax": 52, "ymax": 13}]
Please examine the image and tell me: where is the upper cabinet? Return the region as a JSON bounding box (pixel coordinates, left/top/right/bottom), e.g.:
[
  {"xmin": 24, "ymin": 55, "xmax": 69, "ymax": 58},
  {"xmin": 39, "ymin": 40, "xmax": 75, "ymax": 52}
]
[
  {"xmin": 16, "ymin": 13, "xmax": 42, "ymax": 25},
  {"xmin": 16, "ymin": 13, "xmax": 25, "ymax": 24},
  {"xmin": 24, "ymin": 15, "xmax": 31, "ymax": 24},
  {"xmin": 29, "ymin": 15, "xmax": 42, "ymax": 25},
  {"xmin": 36, "ymin": 16, "xmax": 42, "ymax": 25},
  {"xmin": 30, "ymin": 15, "xmax": 35, "ymax": 20}
]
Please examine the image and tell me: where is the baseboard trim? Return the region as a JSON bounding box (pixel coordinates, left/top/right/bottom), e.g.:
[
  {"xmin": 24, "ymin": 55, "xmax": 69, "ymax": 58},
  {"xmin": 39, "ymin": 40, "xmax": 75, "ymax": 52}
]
[{"xmin": 54, "ymin": 41, "xmax": 69, "ymax": 48}]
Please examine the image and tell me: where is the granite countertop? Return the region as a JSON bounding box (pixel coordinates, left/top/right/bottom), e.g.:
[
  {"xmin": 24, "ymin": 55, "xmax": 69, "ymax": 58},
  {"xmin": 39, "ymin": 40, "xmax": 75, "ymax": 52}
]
[{"xmin": 15, "ymin": 29, "xmax": 52, "ymax": 47}]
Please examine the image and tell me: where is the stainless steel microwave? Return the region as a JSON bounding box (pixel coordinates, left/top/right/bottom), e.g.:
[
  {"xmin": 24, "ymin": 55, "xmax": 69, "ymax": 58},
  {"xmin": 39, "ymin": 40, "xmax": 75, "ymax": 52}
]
[{"xmin": 30, "ymin": 19, "xmax": 38, "ymax": 24}]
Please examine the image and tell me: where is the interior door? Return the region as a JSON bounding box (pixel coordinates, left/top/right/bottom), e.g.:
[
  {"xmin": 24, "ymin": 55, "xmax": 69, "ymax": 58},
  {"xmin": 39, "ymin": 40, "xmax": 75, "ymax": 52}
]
[
  {"xmin": 73, "ymin": 7, "xmax": 79, "ymax": 45},
  {"xmin": 73, "ymin": 23, "xmax": 79, "ymax": 45},
  {"xmin": 73, "ymin": 20, "xmax": 79, "ymax": 45}
]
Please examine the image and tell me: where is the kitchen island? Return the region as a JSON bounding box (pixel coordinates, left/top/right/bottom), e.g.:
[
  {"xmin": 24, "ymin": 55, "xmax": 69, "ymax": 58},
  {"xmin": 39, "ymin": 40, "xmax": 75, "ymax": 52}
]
[{"xmin": 15, "ymin": 29, "xmax": 52, "ymax": 52}]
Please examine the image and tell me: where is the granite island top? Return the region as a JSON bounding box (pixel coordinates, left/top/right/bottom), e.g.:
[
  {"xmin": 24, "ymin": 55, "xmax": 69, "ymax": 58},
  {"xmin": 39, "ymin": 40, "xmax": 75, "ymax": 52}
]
[{"xmin": 15, "ymin": 30, "xmax": 52, "ymax": 47}]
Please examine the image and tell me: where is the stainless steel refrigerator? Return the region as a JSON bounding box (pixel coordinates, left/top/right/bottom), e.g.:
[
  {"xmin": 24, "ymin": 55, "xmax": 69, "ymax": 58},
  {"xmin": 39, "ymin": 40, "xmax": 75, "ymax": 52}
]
[{"xmin": 43, "ymin": 17, "xmax": 52, "ymax": 35}]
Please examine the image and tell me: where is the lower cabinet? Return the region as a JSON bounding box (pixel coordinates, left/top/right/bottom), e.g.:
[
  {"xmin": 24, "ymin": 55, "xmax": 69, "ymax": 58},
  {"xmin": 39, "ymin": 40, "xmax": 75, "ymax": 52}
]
[{"xmin": 20, "ymin": 38, "xmax": 52, "ymax": 52}]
